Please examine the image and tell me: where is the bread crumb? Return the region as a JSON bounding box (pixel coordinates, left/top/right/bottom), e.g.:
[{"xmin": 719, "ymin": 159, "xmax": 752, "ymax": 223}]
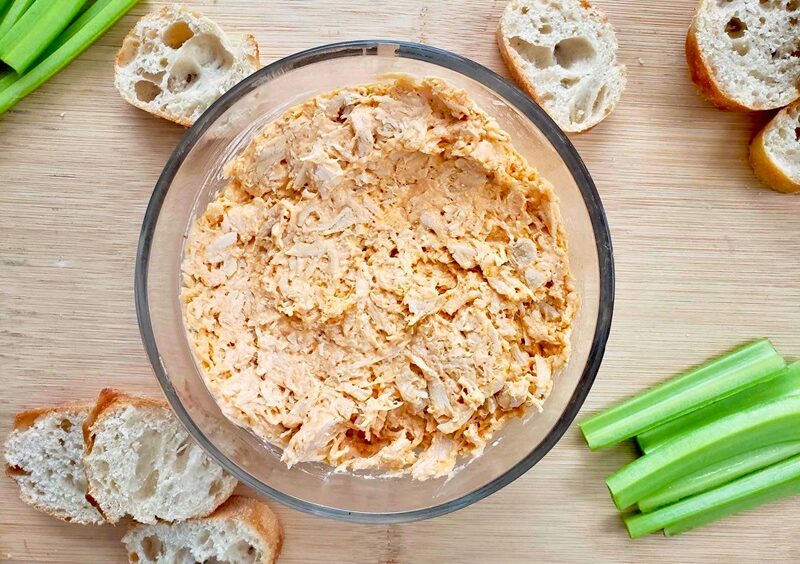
[
  {"xmin": 59, "ymin": 112, "xmax": 65, "ymax": 118},
  {"xmin": 637, "ymin": 58, "xmax": 644, "ymax": 66}
]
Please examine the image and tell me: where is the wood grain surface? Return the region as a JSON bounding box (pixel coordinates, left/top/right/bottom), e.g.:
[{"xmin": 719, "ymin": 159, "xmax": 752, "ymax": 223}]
[{"xmin": 1, "ymin": 1, "xmax": 799, "ymax": 562}]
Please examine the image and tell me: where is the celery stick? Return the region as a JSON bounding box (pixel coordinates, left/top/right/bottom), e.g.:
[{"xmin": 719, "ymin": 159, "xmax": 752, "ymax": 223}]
[
  {"xmin": 580, "ymin": 339, "xmax": 785, "ymax": 450},
  {"xmin": 0, "ymin": 0, "xmax": 33, "ymax": 41},
  {"xmin": 0, "ymin": 0, "xmax": 11, "ymax": 20},
  {"xmin": 0, "ymin": 0, "xmax": 87, "ymax": 74},
  {"xmin": 637, "ymin": 441, "xmax": 800, "ymax": 512},
  {"xmin": 637, "ymin": 360, "xmax": 800, "ymax": 453},
  {"xmin": 0, "ymin": 0, "xmax": 114, "ymax": 100},
  {"xmin": 606, "ymin": 395, "xmax": 800, "ymax": 510},
  {"xmin": 54, "ymin": 0, "xmax": 118, "ymax": 51},
  {"xmin": 0, "ymin": 0, "xmax": 139, "ymax": 114},
  {"xmin": 20, "ymin": 0, "xmax": 117, "ymax": 67},
  {"xmin": 0, "ymin": 2, "xmax": 103, "ymax": 83},
  {"xmin": 0, "ymin": 68, "xmax": 15, "ymax": 92},
  {"xmin": 624, "ymin": 453, "xmax": 800, "ymax": 538},
  {"xmin": 664, "ymin": 476, "xmax": 800, "ymax": 536}
]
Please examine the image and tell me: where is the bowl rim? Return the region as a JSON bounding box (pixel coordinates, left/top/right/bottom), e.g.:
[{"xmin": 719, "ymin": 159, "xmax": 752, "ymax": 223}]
[{"xmin": 135, "ymin": 39, "xmax": 615, "ymax": 523}]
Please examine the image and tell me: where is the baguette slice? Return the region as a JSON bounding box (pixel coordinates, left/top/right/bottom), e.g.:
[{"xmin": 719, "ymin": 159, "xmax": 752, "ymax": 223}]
[
  {"xmin": 122, "ymin": 496, "xmax": 283, "ymax": 564},
  {"xmin": 115, "ymin": 5, "xmax": 260, "ymax": 126},
  {"xmin": 497, "ymin": 0, "xmax": 626, "ymax": 132},
  {"xmin": 83, "ymin": 389, "xmax": 237, "ymax": 524},
  {"xmin": 4, "ymin": 402, "xmax": 104, "ymax": 525},
  {"xmin": 750, "ymin": 100, "xmax": 800, "ymax": 193},
  {"xmin": 686, "ymin": 0, "xmax": 800, "ymax": 111}
]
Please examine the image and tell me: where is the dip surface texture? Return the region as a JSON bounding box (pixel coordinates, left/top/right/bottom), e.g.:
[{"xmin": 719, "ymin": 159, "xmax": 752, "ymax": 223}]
[{"xmin": 181, "ymin": 77, "xmax": 577, "ymax": 479}]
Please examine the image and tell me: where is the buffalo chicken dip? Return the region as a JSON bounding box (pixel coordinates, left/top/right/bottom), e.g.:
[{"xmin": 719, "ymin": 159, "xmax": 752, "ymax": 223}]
[{"xmin": 181, "ymin": 76, "xmax": 577, "ymax": 480}]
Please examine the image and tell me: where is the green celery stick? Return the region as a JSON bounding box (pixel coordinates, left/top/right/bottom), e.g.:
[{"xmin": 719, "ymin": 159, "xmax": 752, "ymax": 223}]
[
  {"xmin": 0, "ymin": 0, "xmax": 12, "ymax": 20},
  {"xmin": 0, "ymin": 0, "xmax": 33, "ymax": 42},
  {"xmin": 637, "ymin": 360, "xmax": 800, "ymax": 453},
  {"xmin": 0, "ymin": 68, "xmax": 15, "ymax": 92},
  {"xmin": 580, "ymin": 339, "xmax": 785, "ymax": 450},
  {"xmin": 0, "ymin": 0, "xmax": 139, "ymax": 114},
  {"xmin": 0, "ymin": 0, "xmax": 120, "ymax": 96},
  {"xmin": 624, "ymin": 453, "xmax": 800, "ymax": 538},
  {"xmin": 664, "ymin": 477, "xmax": 800, "ymax": 536},
  {"xmin": 0, "ymin": 0, "xmax": 113, "ymax": 92},
  {"xmin": 53, "ymin": 0, "xmax": 118, "ymax": 51},
  {"xmin": 606, "ymin": 395, "xmax": 800, "ymax": 510},
  {"xmin": 638, "ymin": 441, "xmax": 800, "ymax": 512},
  {"xmin": 0, "ymin": 0, "xmax": 88, "ymax": 74}
]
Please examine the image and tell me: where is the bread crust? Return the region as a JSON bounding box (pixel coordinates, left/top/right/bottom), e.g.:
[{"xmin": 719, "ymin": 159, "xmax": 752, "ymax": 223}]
[
  {"xmin": 116, "ymin": 34, "xmax": 260, "ymax": 127},
  {"xmin": 495, "ymin": 0, "xmax": 623, "ymax": 133},
  {"xmin": 82, "ymin": 388, "xmax": 170, "ymax": 522},
  {"xmin": 83, "ymin": 388, "xmax": 168, "ymax": 452},
  {"xmin": 496, "ymin": 27, "xmax": 548, "ymax": 114},
  {"xmin": 5, "ymin": 401, "xmax": 103, "ymax": 525},
  {"xmin": 749, "ymin": 111, "xmax": 800, "ymax": 194},
  {"xmin": 115, "ymin": 6, "xmax": 261, "ymax": 127},
  {"xmin": 124, "ymin": 495, "xmax": 283, "ymax": 564},
  {"xmin": 12, "ymin": 401, "xmax": 95, "ymax": 432},
  {"xmin": 83, "ymin": 388, "xmax": 237, "ymax": 524},
  {"xmin": 685, "ymin": 23, "xmax": 754, "ymax": 112},
  {"xmin": 204, "ymin": 495, "xmax": 284, "ymax": 561}
]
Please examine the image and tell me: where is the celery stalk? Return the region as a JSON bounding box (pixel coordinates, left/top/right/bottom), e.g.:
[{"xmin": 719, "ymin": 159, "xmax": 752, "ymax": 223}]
[
  {"xmin": 0, "ymin": 0, "xmax": 113, "ymax": 93},
  {"xmin": 606, "ymin": 395, "xmax": 800, "ymax": 510},
  {"xmin": 637, "ymin": 441, "xmax": 800, "ymax": 512},
  {"xmin": 0, "ymin": 68, "xmax": 15, "ymax": 92},
  {"xmin": 0, "ymin": 0, "xmax": 139, "ymax": 114},
  {"xmin": 0, "ymin": 0, "xmax": 33, "ymax": 41},
  {"xmin": 0, "ymin": 0, "xmax": 11, "ymax": 20},
  {"xmin": 624, "ymin": 453, "xmax": 800, "ymax": 538},
  {"xmin": 664, "ymin": 477, "xmax": 800, "ymax": 536},
  {"xmin": 637, "ymin": 360, "xmax": 800, "ymax": 453},
  {"xmin": 54, "ymin": 0, "xmax": 119, "ymax": 51},
  {"xmin": 0, "ymin": 0, "xmax": 87, "ymax": 74},
  {"xmin": 580, "ymin": 339, "xmax": 785, "ymax": 450},
  {"xmin": 15, "ymin": 0, "xmax": 118, "ymax": 68}
]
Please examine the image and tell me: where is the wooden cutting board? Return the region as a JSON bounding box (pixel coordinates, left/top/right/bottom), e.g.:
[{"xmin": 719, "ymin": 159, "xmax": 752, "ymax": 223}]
[{"xmin": 1, "ymin": 1, "xmax": 799, "ymax": 562}]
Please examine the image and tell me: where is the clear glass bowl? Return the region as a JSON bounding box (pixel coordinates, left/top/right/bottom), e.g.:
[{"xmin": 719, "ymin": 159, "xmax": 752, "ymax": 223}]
[{"xmin": 135, "ymin": 40, "xmax": 614, "ymax": 523}]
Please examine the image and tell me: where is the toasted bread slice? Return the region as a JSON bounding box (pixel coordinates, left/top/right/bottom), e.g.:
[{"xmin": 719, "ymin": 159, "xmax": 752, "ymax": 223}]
[
  {"xmin": 497, "ymin": 0, "xmax": 626, "ymax": 132},
  {"xmin": 114, "ymin": 4, "xmax": 260, "ymax": 126},
  {"xmin": 686, "ymin": 0, "xmax": 800, "ymax": 111},
  {"xmin": 750, "ymin": 100, "xmax": 800, "ymax": 193},
  {"xmin": 83, "ymin": 389, "xmax": 237, "ymax": 524},
  {"xmin": 122, "ymin": 496, "xmax": 283, "ymax": 564},
  {"xmin": 3, "ymin": 402, "xmax": 104, "ymax": 525}
]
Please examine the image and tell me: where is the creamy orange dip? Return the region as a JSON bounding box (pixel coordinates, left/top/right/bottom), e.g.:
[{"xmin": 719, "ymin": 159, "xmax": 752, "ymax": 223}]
[{"xmin": 181, "ymin": 76, "xmax": 577, "ymax": 480}]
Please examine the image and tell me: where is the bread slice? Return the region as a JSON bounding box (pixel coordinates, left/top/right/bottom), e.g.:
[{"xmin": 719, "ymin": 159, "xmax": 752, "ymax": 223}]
[
  {"xmin": 686, "ymin": 0, "xmax": 800, "ymax": 111},
  {"xmin": 497, "ymin": 0, "xmax": 626, "ymax": 132},
  {"xmin": 3, "ymin": 402, "xmax": 104, "ymax": 525},
  {"xmin": 83, "ymin": 389, "xmax": 237, "ymax": 524},
  {"xmin": 750, "ymin": 100, "xmax": 800, "ymax": 193},
  {"xmin": 122, "ymin": 496, "xmax": 283, "ymax": 564},
  {"xmin": 114, "ymin": 5, "xmax": 260, "ymax": 126}
]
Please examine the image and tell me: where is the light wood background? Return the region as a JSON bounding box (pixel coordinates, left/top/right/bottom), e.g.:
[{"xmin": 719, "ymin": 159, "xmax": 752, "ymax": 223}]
[{"xmin": 1, "ymin": 1, "xmax": 799, "ymax": 562}]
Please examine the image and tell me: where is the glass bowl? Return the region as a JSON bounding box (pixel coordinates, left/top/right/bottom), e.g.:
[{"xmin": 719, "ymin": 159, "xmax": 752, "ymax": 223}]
[{"xmin": 135, "ymin": 40, "xmax": 614, "ymax": 523}]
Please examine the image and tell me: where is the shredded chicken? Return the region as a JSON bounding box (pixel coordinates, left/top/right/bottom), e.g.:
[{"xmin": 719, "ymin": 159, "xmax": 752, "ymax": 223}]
[{"xmin": 181, "ymin": 76, "xmax": 577, "ymax": 480}]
